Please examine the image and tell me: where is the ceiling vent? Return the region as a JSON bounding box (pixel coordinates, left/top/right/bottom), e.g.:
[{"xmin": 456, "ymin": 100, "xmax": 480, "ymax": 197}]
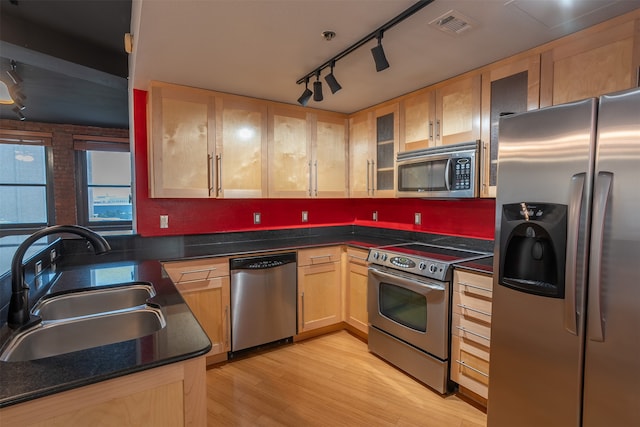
[{"xmin": 429, "ymin": 10, "xmax": 475, "ymax": 36}]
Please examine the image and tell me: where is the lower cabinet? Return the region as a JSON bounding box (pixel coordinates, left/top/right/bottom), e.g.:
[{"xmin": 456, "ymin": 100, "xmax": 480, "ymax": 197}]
[
  {"xmin": 451, "ymin": 268, "xmax": 493, "ymax": 403},
  {"xmin": 344, "ymin": 247, "xmax": 369, "ymax": 335},
  {"xmin": 163, "ymin": 257, "xmax": 231, "ymax": 363},
  {"xmin": 297, "ymin": 246, "xmax": 342, "ymax": 333}
]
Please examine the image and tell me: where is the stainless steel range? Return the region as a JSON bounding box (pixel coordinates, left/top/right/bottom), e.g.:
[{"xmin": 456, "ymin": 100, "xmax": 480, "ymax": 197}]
[{"xmin": 367, "ymin": 242, "xmax": 490, "ymax": 393}]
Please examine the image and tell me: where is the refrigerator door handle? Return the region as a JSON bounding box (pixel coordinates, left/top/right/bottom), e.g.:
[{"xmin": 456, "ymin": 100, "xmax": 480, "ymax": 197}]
[
  {"xmin": 588, "ymin": 171, "xmax": 613, "ymax": 342},
  {"xmin": 564, "ymin": 173, "xmax": 585, "ymax": 335}
]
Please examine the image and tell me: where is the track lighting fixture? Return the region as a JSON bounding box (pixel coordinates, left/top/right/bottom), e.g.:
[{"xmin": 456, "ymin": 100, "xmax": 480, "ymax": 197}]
[
  {"xmin": 313, "ymin": 71, "xmax": 323, "ymax": 102},
  {"xmin": 324, "ymin": 61, "xmax": 342, "ymax": 94},
  {"xmin": 371, "ymin": 31, "xmax": 390, "ymax": 72},
  {"xmin": 297, "ymin": 77, "xmax": 313, "ymax": 106},
  {"xmin": 12, "ymin": 106, "xmax": 25, "ymax": 121},
  {"xmin": 7, "ymin": 60, "xmax": 23, "ymax": 85},
  {"xmin": 295, "ymin": 0, "xmax": 434, "ymax": 103}
]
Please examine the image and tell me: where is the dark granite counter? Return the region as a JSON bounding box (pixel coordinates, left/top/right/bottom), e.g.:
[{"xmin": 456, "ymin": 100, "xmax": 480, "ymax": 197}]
[
  {"xmin": 0, "ymin": 259, "xmax": 211, "ymax": 408},
  {"xmin": 455, "ymin": 255, "xmax": 494, "ymax": 275}
]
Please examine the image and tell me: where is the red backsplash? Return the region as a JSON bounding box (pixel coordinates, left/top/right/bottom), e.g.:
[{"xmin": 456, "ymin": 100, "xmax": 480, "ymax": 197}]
[{"xmin": 133, "ymin": 89, "xmax": 495, "ymax": 239}]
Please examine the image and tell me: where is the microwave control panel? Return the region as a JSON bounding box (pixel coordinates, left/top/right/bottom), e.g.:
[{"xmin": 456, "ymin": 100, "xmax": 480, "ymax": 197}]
[{"xmin": 452, "ymin": 158, "xmax": 472, "ymax": 190}]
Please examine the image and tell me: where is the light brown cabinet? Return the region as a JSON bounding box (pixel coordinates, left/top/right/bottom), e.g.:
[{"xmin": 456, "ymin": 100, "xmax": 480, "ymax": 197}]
[
  {"xmin": 163, "ymin": 257, "xmax": 230, "ymax": 364},
  {"xmin": 348, "ymin": 110, "xmax": 374, "ymax": 198},
  {"xmin": 399, "ymin": 90, "xmax": 435, "ymax": 152},
  {"xmin": 313, "ymin": 111, "xmax": 349, "ymax": 198},
  {"xmin": 540, "ymin": 17, "xmax": 640, "ymax": 107},
  {"xmin": 480, "ymin": 55, "xmax": 540, "ymax": 198},
  {"xmin": 451, "ymin": 269, "xmax": 493, "ymax": 404},
  {"xmin": 148, "ymin": 82, "xmax": 216, "ymax": 198},
  {"xmin": 343, "ymin": 247, "xmax": 369, "ymax": 336},
  {"xmin": 297, "ymin": 246, "xmax": 342, "ymax": 332}
]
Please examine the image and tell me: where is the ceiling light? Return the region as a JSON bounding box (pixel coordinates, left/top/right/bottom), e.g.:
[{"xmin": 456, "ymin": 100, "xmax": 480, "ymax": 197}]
[
  {"xmin": 371, "ymin": 32, "xmax": 390, "ymax": 72},
  {"xmin": 297, "ymin": 77, "xmax": 313, "ymax": 106},
  {"xmin": 12, "ymin": 106, "xmax": 25, "ymax": 121},
  {"xmin": 7, "ymin": 60, "xmax": 22, "ymax": 85},
  {"xmin": 313, "ymin": 71, "xmax": 323, "ymax": 102},
  {"xmin": 0, "ymin": 81, "xmax": 12, "ymax": 104},
  {"xmin": 324, "ymin": 61, "xmax": 342, "ymax": 94}
]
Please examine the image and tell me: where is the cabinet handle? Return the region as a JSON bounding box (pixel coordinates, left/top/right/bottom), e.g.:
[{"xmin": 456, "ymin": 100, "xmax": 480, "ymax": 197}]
[
  {"xmin": 216, "ymin": 154, "xmax": 222, "ymax": 196},
  {"xmin": 457, "ymin": 281, "xmax": 491, "ymax": 293},
  {"xmin": 207, "ymin": 154, "xmax": 214, "ymax": 195},
  {"xmin": 457, "ymin": 304, "xmax": 491, "ymax": 317},
  {"xmin": 224, "ymin": 305, "xmax": 230, "ymax": 348},
  {"xmin": 308, "ymin": 161, "xmax": 313, "ymax": 196},
  {"xmin": 177, "ymin": 266, "xmax": 218, "ymax": 283},
  {"xmin": 309, "ymin": 254, "xmax": 333, "ymax": 264},
  {"xmin": 366, "ymin": 160, "xmax": 371, "ymax": 194},
  {"xmin": 370, "ymin": 160, "xmax": 375, "ymax": 195},
  {"xmin": 456, "ymin": 326, "xmax": 490, "ymax": 342},
  {"xmin": 301, "ymin": 291, "xmax": 305, "ymax": 327},
  {"xmin": 348, "ymin": 255, "xmax": 368, "ymax": 262},
  {"xmin": 436, "ymin": 119, "xmax": 441, "ymax": 141},
  {"xmin": 314, "ymin": 160, "xmax": 318, "ymax": 197},
  {"xmin": 455, "ymin": 360, "xmax": 489, "ymax": 377},
  {"xmin": 429, "ymin": 120, "xmax": 433, "ymax": 141}
]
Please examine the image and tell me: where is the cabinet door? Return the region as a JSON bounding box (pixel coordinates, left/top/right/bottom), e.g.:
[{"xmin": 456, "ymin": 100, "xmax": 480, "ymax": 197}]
[
  {"xmin": 540, "ymin": 20, "xmax": 638, "ymax": 107},
  {"xmin": 298, "ymin": 247, "xmax": 342, "ymax": 332},
  {"xmin": 373, "ymin": 104, "xmax": 398, "ymax": 198},
  {"xmin": 435, "ymin": 74, "xmax": 481, "ymax": 146},
  {"xmin": 345, "ymin": 248, "xmax": 369, "ymax": 335},
  {"xmin": 216, "ymin": 96, "xmax": 268, "ymax": 198},
  {"xmin": 348, "ymin": 111, "xmax": 374, "ymax": 198},
  {"xmin": 400, "ymin": 90, "xmax": 435, "ymax": 152},
  {"xmin": 313, "ymin": 111, "xmax": 348, "ymax": 198},
  {"xmin": 480, "ymin": 55, "xmax": 540, "ymax": 198},
  {"xmin": 148, "ymin": 82, "xmax": 216, "ymax": 198},
  {"xmin": 268, "ymin": 105, "xmax": 311, "ymax": 198}
]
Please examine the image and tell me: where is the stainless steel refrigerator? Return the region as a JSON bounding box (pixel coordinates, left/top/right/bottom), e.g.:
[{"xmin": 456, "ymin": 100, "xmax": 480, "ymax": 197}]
[{"xmin": 488, "ymin": 87, "xmax": 640, "ymax": 427}]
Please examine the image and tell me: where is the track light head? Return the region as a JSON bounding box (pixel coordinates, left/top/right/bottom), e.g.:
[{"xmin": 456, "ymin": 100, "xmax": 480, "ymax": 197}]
[
  {"xmin": 324, "ymin": 61, "xmax": 342, "ymax": 94},
  {"xmin": 12, "ymin": 106, "xmax": 25, "ymax": 121},
  {"xmin": 297, "ymin": 77, "xmax": 313, "ymax": 106},
  {"xmin": 7, "ymin": 60, "xmax": 23, "ymax": 85},
  {"xmin": 371, "ymin": 32, "xmax": 390, "ymax": 72},
  {"xmin": 313, "ymin": 71, "xmax": 323, "ymax": 102}
]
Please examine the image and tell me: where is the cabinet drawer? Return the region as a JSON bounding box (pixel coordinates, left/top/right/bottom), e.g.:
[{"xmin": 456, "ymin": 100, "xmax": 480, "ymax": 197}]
[
  {"xmin": 453, "ymin": 270, "xmax": 493, "ymax": 297},
  {"xmin": 451, "ymin": 335, "xmax": 489, "ymax": 398},
  {"xmin": 298, "ymin": 246, "xmax": 342, "ymax": 266},
  {"xmin": 452, "ymin": 313, "xmax": 491, "ymax": 346},
  {"xmin": 346, "ymin": 247, "xmax": 369, "ymax": 266},
  {"xmin": 453, "ymin": 290, "xmax": 492, "ymax": 324},
  {"xmin": 163, "ymin": 257, "xmax": 229, "ymax": 284}
]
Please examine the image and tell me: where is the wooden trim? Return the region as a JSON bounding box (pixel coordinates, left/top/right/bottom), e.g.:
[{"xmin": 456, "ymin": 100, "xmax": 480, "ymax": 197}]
[
  {"xmin": 0, "ymin": 129, "xmax": 52, "ymax": 146},
  {"xmin": 182, "ymin": 356, "xmax": 207, "ymax": 427},
  {"xmin": 73, "ymin": 134, "xmax": 129, "ymax": 143}
]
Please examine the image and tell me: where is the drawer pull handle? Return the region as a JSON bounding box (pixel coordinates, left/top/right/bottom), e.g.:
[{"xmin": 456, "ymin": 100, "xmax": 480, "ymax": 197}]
[
  {"xmin": 458, "ymin": 281, "xmax": 491, "ymax": 293},
  {"xmin": 348, "ymin": 255, "xmax": 368, "ymax": 262},
  {"xmin": 455, "ymin": 360, "xmax": 489, "ymax": 377},
  {"xmin": 456, "ymin": 326, "xmax": 490, "ymax": 342},
  {"xmin": 309, "ymin": 255, "xmax": 334, "ymax": 264},
  {"xmin": 178, "ymin": 266, "xmax": 219, "ymax": 282},
  {"xmin": 457, "ymin": 304, "xmax": 491, "ymax": 317}
]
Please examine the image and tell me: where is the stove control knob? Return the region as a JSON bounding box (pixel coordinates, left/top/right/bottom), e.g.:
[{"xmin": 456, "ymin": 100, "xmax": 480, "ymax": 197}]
[
  {"xmin": 380, "ymin": 253, "xmax": 388, "ymax": 261},
  {"xmin": 428, "ymin": 264, "xmax": 438, "ymax": 273},
  {"xmin": 372, "ymin": 252, "xmax": 379, "ymax": 260},
  {"xmin": 418, "ymin": 262, "xmax": 426, "ymax": 270}
]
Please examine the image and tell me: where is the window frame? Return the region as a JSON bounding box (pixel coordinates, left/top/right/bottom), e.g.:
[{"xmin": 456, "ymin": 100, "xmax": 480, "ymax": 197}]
[
  {"xmin": 0, "ymin": 130, "xmax": 55, "ymax": 237},
  {"xmin": 74, "ymin": 135, "xmax": 132, "ymax": 231}
]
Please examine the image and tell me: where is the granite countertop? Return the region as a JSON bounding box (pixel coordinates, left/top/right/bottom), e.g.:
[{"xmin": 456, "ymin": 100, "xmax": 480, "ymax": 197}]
[
  {"xmin": 455, "ymin": 255, "xmax": 494, "ymax": 275},
  {"xmin": 0, "ymin": 259, "xmax": 211, "ymax": 408}
]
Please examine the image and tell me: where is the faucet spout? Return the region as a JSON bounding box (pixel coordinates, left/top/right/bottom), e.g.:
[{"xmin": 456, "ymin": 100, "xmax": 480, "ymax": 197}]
[{"xmin": 8, "ymin": 225, "xmax": 111, "ymax": 329}]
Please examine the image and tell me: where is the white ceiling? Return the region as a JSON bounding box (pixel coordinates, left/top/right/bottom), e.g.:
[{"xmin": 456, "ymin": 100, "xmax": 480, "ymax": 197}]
[{"xmin": 130, "ymin": 0, "xmax": 640, "ymax": 114}]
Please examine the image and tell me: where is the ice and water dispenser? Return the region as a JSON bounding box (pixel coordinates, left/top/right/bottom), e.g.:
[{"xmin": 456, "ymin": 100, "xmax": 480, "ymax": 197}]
[{"xmin": 499, "ymin": 202, "xmax": 567, "ymax": 298}]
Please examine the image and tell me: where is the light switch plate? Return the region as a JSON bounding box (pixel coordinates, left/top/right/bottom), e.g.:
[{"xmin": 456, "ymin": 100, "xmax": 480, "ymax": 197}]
[
  {"xmin": 253, "ymin": 212, "xmax": 261, "ymax": 224},
  {"xmin": 372, "ymin": 211, "xmax": 378, "ymax": 221},
  {"xmin": 160, "ymin": 215, "xmax": 169, "ymax": 228},
  {"xmin": 414, "ymin": 212, "xmax": 421, "ymax": 225},
  {"xmin": 302, "ymin": 211, "xmax": 308, "ymax": 222}
]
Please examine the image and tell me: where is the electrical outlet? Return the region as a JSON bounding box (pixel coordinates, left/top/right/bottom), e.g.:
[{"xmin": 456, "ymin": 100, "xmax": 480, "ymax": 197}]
[
  {"xmin": 35, "ymin": 260, "xmax": 43, "ymax": 276},
  {"xmin": 414, "ymin": 212, "xmax": 422, "ymax": 225},
  {"xmin": 253, "ymin": 212, "xmax": 261, "ymax": 224},
  {"xmin": 160, "ymin": 215, "xmax": 169, "ymax": 228},
  {"xmin": 372, "ymin": 211, "xmax": 378, "ymax": 221},
  {"xmin": 302, "ymin": 211, "xmax": 308, "ymax": 222},
  {"xmin": 50, "ymin": 248, "xmax": 57, "ymax": 263}
]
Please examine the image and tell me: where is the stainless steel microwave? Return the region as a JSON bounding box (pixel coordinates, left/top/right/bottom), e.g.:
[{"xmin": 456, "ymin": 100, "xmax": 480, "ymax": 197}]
[{"xmin": 396, "ymin": 140, "xmax": 480, "ymax": 198}]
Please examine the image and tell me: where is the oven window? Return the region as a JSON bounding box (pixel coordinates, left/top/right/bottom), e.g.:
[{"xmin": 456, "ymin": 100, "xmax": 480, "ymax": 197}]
[{"xmin": 379, "ymin": 283, "xmax": 427, "ymax": 332}]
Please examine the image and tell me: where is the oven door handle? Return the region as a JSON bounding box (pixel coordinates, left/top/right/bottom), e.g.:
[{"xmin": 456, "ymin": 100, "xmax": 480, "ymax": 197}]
[{"xmin": 368, "ymin": 267, "xmax": 445, "ymax": 293}]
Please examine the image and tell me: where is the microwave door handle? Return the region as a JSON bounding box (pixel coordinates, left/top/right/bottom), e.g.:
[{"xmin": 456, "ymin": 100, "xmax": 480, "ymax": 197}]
[{"xmin": 444, "ymin": 158, "xmax": 452, "ymax": 190}]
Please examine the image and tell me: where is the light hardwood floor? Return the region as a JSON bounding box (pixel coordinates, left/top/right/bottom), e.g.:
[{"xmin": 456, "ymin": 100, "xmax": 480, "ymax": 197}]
[{"xmin": 206, "ymin": 331, "xmax": 487, "ymax": 426}]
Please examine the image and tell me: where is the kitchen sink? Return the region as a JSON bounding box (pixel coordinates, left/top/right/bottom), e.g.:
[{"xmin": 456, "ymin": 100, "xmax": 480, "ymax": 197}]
[
  {"xmin": 0, "ymin": 305, "xmax": 166, "ymax": 362},
  {"xmin": 32, "ymin": 282, "xmax": 156, "ymax": 321}
]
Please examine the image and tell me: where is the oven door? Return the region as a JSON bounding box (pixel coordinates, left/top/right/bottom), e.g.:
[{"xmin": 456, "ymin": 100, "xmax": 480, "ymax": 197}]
[{"xmin": 368, "ymin": 266, "xmax": 449, "ymax": 360}]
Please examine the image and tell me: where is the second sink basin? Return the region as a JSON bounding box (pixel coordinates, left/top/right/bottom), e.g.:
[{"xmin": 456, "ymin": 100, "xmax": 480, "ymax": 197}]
[
  {"xmin": 0, "ymin": 305, "xmax": 166, "ymax": 362},
  {"xmin": 32, "ymin": 282, "xmax": 156, "ymax": 320}
]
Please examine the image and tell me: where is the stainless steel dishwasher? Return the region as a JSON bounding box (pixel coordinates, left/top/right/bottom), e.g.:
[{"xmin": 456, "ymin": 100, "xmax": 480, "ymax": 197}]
[{"xmin": 229, "ymin": 252, "xmax": 297, "ymax": 354}]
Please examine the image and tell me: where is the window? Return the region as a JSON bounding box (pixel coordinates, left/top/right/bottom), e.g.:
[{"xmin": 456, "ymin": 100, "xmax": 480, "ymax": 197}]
[
  {"xmin": 0, "ymin": 131, "xmax": 53, "ymax": 233},
  {"xmin": 75, "ymin": 136, "xmax": 132, "ymax": 230}
]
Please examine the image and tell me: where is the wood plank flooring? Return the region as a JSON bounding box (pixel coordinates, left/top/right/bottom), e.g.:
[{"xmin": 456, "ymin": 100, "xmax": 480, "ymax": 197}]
[{"xmin": 206, "ymin": 331, "xmax": 487, "ymax": 426}]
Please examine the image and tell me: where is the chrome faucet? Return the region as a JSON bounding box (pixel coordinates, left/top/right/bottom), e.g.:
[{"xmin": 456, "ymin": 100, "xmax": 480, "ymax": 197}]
[{"xmin": 8, "ymin": 225, "xmax": 111, "ymax": 329}]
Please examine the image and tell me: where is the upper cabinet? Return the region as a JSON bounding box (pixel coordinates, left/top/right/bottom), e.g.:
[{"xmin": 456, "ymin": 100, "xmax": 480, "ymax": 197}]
[
  {"xmin": 148, "ymin": 82, "xmax": 216, "ymax": 198},
  {"xmin": 480, "ymin": 55, "xmax": 540, "ymax": 198},
  {"xmin": 313, "ymin": 111, "xmax": 349, "ymax": 198},
  {"xmin": 540, "ymin": 18, "xmax": 640, "ymax": 107},
  {"xmin": 216, "ymin": 96, "xmax": 268, "ymax": 198},
  {"xmin": 399, "ymin": 74, "xmax": 481, "ymax": 152},
  {"xmin": 373, "ymin": 104, "xmax": 399, "ymax": 198},
  {"xmin": 348, "ymin": 110, "xmax": 374, "ymax": 198}
]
